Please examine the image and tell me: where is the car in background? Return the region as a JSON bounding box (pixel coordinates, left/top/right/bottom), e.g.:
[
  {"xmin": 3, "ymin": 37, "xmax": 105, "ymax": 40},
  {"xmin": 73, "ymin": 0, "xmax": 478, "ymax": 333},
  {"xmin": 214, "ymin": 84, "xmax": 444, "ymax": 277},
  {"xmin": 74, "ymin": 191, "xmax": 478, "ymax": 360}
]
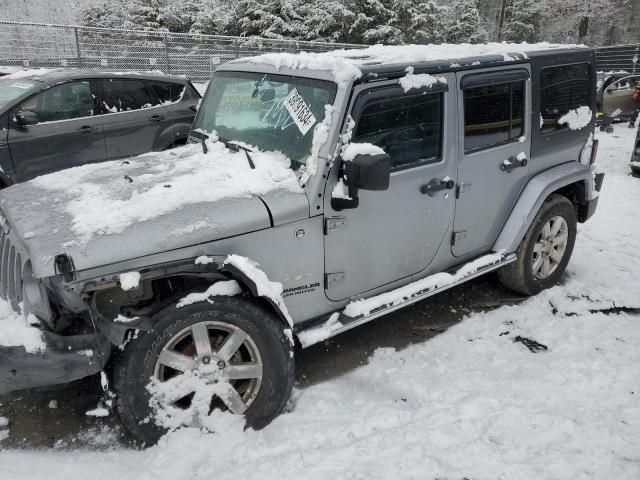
[
  {"xmin": 597, "ymin": 73, "xmax": 639, "ymax": 120},
  {"xmin": 0, "ymin": 69, "xmax": 200, "ymax": 185}
]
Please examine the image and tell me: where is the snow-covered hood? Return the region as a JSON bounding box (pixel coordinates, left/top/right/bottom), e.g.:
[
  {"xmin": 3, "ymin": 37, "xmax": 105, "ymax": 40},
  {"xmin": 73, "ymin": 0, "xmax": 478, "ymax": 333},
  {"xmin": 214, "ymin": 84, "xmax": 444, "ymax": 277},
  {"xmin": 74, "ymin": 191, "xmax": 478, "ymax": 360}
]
[{"xmin": 0, "ymin": 142, "xmax": 307, "ymax": 278}]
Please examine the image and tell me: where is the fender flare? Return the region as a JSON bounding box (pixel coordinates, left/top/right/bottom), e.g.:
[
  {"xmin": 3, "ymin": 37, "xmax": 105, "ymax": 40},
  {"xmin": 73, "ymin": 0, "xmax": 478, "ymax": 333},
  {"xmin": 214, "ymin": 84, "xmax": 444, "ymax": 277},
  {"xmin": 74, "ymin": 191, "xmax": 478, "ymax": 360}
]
[{"xmin": 493, "ymin": 161, "xmax": 594, "ymax": 254}]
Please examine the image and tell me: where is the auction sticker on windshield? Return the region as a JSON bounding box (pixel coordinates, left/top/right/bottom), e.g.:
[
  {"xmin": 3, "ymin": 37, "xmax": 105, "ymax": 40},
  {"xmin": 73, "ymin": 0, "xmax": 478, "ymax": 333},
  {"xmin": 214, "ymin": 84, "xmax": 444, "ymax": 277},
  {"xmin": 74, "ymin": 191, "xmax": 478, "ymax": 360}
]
[{"xmin": 283, "ymin": 88, "xmax": 317, "ymax": 135}]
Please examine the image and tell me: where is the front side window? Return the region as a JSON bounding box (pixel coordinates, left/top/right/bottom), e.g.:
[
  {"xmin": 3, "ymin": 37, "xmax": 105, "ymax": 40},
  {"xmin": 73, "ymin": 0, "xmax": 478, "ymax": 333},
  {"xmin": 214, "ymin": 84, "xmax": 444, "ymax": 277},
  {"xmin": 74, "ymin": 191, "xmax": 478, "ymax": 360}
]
[
  {"xmin": 464, "ymin": 80, "xmax": 525, "ymax": 152},
  {"xmin": 100, "ymin": 79, "xmax": 155, "ymax": 113},
  {"xmin": 18, "ymin": 81, "xmax": 93, "ymax": 123},
  {"xmin": 193, "ymin": 71, "xmax": 337, "ymax": 168},
  {"xmin": 0, "ymin": 78, "xmax": 38, "ymax": 110},
  {"xmin": 540, "ymin": 63, "xmax": 591, "ymax": 134},
  {"xmin": 352, "ymin": 91, "xmax": 443, "ymax": 170}
]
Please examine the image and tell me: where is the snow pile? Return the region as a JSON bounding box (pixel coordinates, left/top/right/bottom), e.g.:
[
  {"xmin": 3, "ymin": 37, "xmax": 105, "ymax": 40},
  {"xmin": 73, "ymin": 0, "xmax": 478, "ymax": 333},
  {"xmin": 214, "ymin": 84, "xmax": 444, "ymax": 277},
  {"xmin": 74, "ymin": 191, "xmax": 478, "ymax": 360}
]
[
  {"xmin": 297, "ymin": 312, "xmax": 341, "ymax": 348},
  {"xmin": 344, "ymin": 252, "xmax": 506, "ymax": 318},
  {"xmin": 248, "ymin": 43, "xmax": 580, "ymax": 84},
  {"xmin": 148, "ymin": 365, "xmax": 240, "ymax": 432},
  {"xmin": 557, "ymin": 106, "xmax": 593, "ymax": 130},
  {"xmin": 0, "ymin": 300, "xmax": 45, "ymax": 353},
  {"xmin": 119, "ymin": 272, "xmax": 141, "ymax": 291},
  {"xmin": 176, "ymin": 281, "xmax": 243, "ymax": 308},
  {"xmin": 399, "ymin": 66, "xmax": 447, "ymax": 92},
  {"xmin": 299, "ymin": 105, "xmax": 335, "ymax": 185},
  {"xmin": 223, "ymin": 255, "xmax": 292, "ymax": 326},
  {"xmin": 5, "ymin": 68, "xmax": 54, "ymax": 79},
  {"xmin": 194, "ymin": 256, "xmax": 215, "ymax": 265},
  {"xmin": 31, "ymin": 141, "xmax": 302, "ymax": 243},
  {"xmin": 341, "ymin": 142, "xmax": 385, "ymax": 161},
  {"xmin": 330, "ymin": 178, "xmax": 350, "ymax": 199}
]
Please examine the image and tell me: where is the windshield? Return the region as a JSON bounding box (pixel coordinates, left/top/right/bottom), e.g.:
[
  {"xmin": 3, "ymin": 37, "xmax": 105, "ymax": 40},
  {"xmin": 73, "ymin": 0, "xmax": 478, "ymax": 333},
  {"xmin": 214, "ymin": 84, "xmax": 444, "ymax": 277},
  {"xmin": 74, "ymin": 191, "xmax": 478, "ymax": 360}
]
[
  {"xmin": 0, "ymin": 78, "xmax": 38, "ymax": 109},
  {"xmin": 193, "ymin": 71, "xmax": 337, "ymax": 168}
]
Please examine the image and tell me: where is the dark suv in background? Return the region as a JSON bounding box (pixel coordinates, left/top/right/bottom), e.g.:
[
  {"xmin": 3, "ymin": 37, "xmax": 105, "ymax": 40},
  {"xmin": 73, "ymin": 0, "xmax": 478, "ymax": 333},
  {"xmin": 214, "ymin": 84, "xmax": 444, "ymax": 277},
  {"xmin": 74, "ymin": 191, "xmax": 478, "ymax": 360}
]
[{"xmin": 0, "ymin": 69, "xmax": 200, "ymax": 185}]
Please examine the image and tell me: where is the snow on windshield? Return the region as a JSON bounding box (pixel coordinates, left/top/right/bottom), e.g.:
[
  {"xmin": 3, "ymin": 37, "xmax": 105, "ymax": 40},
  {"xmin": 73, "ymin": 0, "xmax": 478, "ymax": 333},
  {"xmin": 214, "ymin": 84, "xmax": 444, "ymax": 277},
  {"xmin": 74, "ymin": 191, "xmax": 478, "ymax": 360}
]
[
  {"xmin": 247, "ymin": 42, "xmax": 583, "ymax": 84},
  {"xmin": 31, "ymin": 140, "xmax": 302, "ymax": 244}
]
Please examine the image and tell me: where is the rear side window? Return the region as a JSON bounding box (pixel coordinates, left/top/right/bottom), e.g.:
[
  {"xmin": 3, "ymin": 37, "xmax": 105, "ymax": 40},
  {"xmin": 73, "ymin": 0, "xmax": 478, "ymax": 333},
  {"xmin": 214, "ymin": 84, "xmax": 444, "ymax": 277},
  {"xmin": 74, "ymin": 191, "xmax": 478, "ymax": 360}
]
[
  {"xmin": 147, "ymin": 81, "xmax": 186, "ymax": 105},
  {"xmin": 463, "ymin": 81, "xmax": 525, "ymax": 152},
  {"xmin": 353, "ymin": 91, "xmax": 443, "ymax": 170},
  {"xmin": 100, "ymin": 79, "xmax": 154, "ymax": 113},
  {"xmin": 540, "ymin": 63, "xmax": 591, "ymax": 134}
]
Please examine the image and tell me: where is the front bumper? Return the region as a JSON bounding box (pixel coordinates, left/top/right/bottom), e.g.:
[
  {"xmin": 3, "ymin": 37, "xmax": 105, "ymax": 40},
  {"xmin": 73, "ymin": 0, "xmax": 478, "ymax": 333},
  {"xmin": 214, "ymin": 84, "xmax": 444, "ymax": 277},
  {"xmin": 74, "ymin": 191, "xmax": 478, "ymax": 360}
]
[{"xmin": 0, "ymin": 330, "xmax": 110, "ymax": 394}]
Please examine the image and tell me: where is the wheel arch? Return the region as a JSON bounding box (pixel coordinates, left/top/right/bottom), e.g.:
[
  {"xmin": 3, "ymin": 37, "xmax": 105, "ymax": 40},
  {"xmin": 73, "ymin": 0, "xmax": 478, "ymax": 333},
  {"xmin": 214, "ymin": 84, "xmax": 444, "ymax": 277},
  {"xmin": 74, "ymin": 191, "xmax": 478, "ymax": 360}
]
[
  {"xmin": 493, "ymin": 161, "xmax": 595, "ymax": 254},
  {"xmin": 87, "ymin": 258, "xmax": 292, "ymax": 346}
]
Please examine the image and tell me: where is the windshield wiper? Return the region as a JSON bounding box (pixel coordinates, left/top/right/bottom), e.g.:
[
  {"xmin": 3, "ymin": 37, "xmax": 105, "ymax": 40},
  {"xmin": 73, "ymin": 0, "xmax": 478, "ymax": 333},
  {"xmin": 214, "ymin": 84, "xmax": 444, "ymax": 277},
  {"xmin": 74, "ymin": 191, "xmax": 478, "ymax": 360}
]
[
  {"xmin": 190, "ymin": 130, "xmax": 255, "ymax": 169},
  {"xmin": 218, "ymin": 136, "xmax": 255, "ymax": 170},
  {"xmin": 190, "ymin": 129, "xmax": 208, "ymax": 154}
]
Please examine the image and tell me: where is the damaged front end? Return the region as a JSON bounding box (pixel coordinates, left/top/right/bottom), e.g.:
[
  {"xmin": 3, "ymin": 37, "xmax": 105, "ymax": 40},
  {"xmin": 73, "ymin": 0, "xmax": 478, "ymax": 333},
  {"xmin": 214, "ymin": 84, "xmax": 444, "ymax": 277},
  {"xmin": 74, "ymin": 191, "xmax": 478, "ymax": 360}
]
[{"xmin": 0, "ymin": 222, "xmax": 110, "ymax": 394}]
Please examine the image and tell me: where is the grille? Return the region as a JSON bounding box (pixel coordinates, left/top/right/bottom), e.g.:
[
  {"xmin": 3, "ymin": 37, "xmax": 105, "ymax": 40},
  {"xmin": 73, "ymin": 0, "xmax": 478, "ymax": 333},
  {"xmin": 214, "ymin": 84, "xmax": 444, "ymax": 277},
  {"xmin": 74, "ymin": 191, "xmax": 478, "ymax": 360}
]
[{"xmin": 0, "ymin": 228, "xmax": 24, "ymax": 311}]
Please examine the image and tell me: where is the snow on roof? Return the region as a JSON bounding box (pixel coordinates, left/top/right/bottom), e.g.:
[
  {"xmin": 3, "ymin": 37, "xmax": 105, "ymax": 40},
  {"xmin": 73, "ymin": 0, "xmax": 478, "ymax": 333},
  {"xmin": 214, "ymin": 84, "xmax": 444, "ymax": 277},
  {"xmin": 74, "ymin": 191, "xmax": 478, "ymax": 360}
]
[
  {"xmin": 247, "ymin": 42, "xmax": 585, "ymax": 84},
  {"xmin": 4, "ymin": 68, "xmax": 55, "ymax": 79}
]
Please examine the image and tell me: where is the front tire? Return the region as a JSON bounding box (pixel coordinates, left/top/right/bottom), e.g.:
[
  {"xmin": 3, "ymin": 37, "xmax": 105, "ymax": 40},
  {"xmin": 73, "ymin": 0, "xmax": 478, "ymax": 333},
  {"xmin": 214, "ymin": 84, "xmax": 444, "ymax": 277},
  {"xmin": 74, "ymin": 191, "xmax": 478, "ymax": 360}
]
[
  {"xmin": 112, "ymin": 296, "xmax": 294, "ymax": 445},
  {"xmin": 498, "ymin": 194, "xmax": 577, "ymax": 296}
]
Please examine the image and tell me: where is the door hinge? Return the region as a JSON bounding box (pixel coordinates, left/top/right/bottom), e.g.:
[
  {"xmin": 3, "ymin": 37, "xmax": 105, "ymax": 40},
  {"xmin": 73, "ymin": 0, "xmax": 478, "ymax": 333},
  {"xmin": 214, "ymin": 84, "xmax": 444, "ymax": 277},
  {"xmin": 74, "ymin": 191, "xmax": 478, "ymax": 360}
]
[
  {"xmin": 325, "ymin": 272, "xmax": 346, "ymax": 288},
  {"xmin": 451, "ymin": 230, "xmax": 467, "ymax": 246},
  {"xmin": 324, "ymin": 216, "xmax": 346, "ymax": 234}
]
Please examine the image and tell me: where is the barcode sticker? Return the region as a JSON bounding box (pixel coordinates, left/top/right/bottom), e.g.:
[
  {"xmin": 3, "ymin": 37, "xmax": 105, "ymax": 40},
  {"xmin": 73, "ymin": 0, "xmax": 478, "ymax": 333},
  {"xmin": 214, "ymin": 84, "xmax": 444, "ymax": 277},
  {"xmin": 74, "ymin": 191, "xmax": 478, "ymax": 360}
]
[{"xmin": 283, "ymin": 88, "xmax": 317, "ymax": 135}]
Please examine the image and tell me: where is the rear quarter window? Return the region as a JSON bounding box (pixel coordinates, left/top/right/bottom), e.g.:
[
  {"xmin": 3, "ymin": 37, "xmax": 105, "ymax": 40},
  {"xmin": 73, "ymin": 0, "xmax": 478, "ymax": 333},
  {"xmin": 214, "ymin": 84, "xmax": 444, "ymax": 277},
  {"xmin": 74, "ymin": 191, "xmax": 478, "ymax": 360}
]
[
  {"xmin": 540, "ymin": 63, "xmax": 591, "ymax": 134},
  {"xmin": 147, "ymin": 81, "xmax": 186, "ymax": 105}
]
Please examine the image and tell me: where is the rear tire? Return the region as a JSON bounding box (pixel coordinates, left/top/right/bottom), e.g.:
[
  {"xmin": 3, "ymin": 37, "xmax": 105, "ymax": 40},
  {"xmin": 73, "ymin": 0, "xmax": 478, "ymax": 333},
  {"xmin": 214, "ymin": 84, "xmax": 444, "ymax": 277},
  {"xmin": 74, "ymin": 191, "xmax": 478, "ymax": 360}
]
[
  {"xmin": 498, "ymin": 194, "xmax": 577, "ymax": 296},
  {"xmin": 112, "ymin": 296, "xmax": 294, "ymax": 446}
]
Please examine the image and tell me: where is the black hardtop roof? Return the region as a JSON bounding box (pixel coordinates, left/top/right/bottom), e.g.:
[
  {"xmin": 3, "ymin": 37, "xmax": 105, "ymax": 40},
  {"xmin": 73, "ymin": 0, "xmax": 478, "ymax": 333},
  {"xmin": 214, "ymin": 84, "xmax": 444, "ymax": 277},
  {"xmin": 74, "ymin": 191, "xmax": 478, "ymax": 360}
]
[{"xmin": 353, "ymin": 46, "xmax": 594, "ymax": 83}]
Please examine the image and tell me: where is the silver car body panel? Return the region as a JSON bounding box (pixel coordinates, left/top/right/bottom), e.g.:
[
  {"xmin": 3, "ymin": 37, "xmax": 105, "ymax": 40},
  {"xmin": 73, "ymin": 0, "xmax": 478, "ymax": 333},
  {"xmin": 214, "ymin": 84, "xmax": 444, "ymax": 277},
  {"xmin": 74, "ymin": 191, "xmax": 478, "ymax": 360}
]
[{"xmin": 493, "ymin": 160, "xmax": 594, "ymax": 254}]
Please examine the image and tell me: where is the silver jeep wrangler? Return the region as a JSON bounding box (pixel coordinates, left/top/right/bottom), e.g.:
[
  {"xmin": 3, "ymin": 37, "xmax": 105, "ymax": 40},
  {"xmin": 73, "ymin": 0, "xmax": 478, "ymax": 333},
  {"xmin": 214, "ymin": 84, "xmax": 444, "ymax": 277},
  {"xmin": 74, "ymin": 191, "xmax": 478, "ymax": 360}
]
[{"xmin": 0, "ymin": 44, "xmax": 604, "ymax": 443}]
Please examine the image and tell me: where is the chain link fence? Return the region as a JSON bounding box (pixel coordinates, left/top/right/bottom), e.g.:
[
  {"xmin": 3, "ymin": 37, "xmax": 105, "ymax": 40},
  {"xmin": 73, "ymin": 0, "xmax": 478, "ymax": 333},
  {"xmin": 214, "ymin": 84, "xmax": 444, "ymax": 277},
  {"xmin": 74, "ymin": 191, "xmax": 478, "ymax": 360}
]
[
  {"xmin": 0, "ymin": 21, "xmax": 362, "ymax": 82},
  {"xmin": 2, "ymin": 21, "xmax": 639, "ymax": 81}
]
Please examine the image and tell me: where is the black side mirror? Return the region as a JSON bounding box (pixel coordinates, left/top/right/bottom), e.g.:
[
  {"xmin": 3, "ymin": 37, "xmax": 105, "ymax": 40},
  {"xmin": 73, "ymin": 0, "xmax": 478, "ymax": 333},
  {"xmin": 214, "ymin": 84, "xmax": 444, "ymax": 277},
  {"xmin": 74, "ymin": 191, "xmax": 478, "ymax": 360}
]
[
  {"xmin": 331, "ymin": 153, "xmax": 391, "ymax": 211},
  {"xmin": 15, "ymin": 110, "xmax": 38, "ymax": 126}
]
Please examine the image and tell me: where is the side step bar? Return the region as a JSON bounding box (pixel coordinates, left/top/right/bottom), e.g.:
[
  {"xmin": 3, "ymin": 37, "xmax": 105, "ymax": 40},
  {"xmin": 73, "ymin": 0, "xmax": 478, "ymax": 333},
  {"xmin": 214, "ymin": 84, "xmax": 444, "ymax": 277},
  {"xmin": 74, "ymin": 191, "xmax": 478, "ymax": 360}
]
[{"xmin": 298, "ymin": 253, "xmax": 516, "ymax": 348}]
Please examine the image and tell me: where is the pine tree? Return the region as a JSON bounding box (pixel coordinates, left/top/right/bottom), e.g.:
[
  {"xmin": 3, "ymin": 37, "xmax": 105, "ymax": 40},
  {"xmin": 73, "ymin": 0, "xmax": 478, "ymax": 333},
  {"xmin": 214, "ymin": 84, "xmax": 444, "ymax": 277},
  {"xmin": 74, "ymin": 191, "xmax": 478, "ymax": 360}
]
[
  {"xmin": 445, "ymin": 0, "xmax": 487, "ymax": 44},
  {"xmin": 395, "ymin": 0, "xmax": 446, "ymax": 44},
  {"xmin": 123, "ymin": 0, "xmax": 165, "ymax": 31},
  {"xmin": 502, "ymin": 0, "xmax": 541, "ymax": 43},
  {"xmin": 346, "ymin": 0, "xmax": 398, "ymax": 44},
  {"xmin": 81, "ymin": 0, "xmax": 128, "ymax": 29},
  {"xmin": 160, "ymin": 0, "xmax": 200, "ymax": 33}
]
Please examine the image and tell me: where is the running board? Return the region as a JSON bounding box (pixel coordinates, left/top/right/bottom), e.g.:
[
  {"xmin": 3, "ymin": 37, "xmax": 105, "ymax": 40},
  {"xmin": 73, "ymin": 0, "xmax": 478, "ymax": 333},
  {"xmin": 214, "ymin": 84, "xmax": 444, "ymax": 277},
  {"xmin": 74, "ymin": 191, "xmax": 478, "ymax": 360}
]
[{"xmin": 297, "ymin": 253, "xmax": 516, "ymax": 348}]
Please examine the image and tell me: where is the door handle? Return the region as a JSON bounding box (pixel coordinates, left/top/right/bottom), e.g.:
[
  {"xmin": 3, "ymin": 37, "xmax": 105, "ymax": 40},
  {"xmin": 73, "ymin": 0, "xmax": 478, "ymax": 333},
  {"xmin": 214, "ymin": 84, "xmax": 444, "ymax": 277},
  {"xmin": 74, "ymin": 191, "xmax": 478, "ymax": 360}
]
[
  {"xmin": 77, "ymin": 125, "xmax": 94, "ymax": 134},
  {"xmin": 149, "ymin": 114, "xmax": 165, "ymax": 122},
  {"xmin": 500, "ymin": 156, "xmax": 528, "ymax": 173},
  {"xmin": 420, "ymin": 177, "xmax": 455, "ymax": 196}
]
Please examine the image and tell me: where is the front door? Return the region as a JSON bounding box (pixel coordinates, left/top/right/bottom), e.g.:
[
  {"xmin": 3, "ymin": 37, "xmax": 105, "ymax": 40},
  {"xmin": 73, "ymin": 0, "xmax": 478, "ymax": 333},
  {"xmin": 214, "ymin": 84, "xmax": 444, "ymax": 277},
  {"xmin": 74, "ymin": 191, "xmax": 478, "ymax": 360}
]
[
  {"xmin": 324, "ymin": 75, "xmax": 456, "ymax": 301},
  {"xmin": 452, "ymin": 67, "xmax": 532, "ymax": 257},
  {"xmin": 8, "ymin": 80, "xmax": 105, "ymax": 181}
]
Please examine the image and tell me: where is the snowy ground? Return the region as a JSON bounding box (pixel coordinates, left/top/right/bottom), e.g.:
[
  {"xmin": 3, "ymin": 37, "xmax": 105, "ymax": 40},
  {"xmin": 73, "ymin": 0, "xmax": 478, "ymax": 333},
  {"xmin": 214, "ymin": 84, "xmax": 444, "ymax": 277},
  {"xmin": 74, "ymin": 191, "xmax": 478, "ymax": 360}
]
[{"xmin": 1, "ymin": 126, "xmax": 639, "ymax": 479}]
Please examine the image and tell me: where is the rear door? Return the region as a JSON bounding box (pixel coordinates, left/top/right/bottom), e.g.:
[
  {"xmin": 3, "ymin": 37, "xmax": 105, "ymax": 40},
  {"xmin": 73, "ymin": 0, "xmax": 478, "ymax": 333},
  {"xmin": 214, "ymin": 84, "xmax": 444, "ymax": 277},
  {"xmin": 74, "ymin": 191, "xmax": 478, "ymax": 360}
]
[
  {"xmin": 452, "ymin": 67, "xmax": 531, "ymax": 257},
  {"xmin": 324, "ymin": 75, "xmax": 457, "ymax": 301},
  {"xmin": 98, "ymin": 78, "xmax": 171, "ymax": 159},
  {"xmin": 146, "ymin": 80, "xmax": 198, "ymax": 146},
  {"xmin": 7, "ymin": 79, "xmax": 105, "ymax": 181}
]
